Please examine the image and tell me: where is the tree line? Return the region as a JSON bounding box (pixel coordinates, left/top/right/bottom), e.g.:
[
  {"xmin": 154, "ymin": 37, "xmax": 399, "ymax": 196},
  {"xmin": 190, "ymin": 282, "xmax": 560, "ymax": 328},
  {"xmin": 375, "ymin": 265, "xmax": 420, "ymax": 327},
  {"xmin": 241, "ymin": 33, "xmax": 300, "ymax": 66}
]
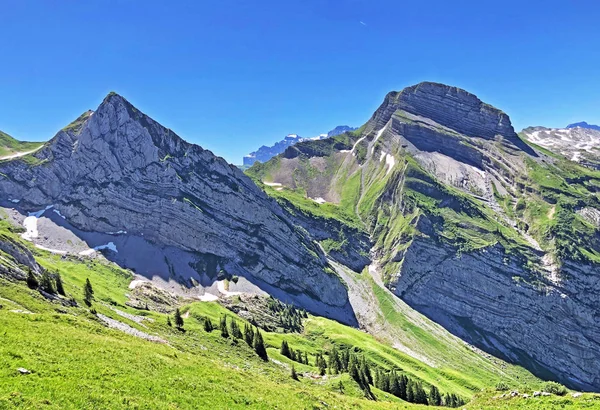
[{"xmin": 307, "ymin": 343, "xmax": 465, "ymax": 407}]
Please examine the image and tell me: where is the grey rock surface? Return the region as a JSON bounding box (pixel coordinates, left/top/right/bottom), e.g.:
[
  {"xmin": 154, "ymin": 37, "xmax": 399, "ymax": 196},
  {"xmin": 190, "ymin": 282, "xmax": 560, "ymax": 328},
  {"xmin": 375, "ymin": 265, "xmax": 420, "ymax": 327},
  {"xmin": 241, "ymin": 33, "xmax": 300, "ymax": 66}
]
[{"xmin": 0, "ymin": 93, "xmax": 351, "ymax": 315}]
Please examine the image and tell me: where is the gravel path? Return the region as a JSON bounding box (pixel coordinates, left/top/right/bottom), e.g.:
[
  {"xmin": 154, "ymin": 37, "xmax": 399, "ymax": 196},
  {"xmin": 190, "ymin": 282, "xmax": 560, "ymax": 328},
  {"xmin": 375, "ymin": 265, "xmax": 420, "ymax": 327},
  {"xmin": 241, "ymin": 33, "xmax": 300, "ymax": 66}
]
[{"xmin": 97, "ymin": 314, "xmax": 166, "ymax": 343}]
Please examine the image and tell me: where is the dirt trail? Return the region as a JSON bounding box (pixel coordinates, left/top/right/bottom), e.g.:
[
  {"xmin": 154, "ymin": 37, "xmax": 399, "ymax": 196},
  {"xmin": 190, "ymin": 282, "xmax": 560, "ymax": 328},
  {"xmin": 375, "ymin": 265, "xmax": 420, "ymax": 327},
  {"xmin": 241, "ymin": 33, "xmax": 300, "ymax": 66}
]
[
  {"xmin": 0, "ymin": 146, "xmax": 43, "ymax": 161},
  {"xmin": 97, "ymin": 314, "xmax": 166, "ymax": 343}
]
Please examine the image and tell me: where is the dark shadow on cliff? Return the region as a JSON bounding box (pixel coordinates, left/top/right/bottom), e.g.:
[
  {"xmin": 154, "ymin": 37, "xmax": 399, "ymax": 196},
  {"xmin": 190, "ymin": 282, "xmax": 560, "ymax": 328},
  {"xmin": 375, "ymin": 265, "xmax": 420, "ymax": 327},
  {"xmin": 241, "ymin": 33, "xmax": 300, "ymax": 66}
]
[{"xmin": 399, "ymin": 298, "xmax": 597, "ymax": 392}]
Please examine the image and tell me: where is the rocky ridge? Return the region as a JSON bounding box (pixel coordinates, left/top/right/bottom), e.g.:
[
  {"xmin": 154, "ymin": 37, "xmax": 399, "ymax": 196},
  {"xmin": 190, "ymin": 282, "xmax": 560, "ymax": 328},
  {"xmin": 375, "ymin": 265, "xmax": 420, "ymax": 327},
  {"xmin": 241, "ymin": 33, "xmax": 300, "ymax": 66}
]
[
  {"xmin": 248, "ymin": 82, "xmax": 600, "ymax": 391},
  {"xmin": 0, "ymin": 93, "xmax": 352, "ymax": 320}
]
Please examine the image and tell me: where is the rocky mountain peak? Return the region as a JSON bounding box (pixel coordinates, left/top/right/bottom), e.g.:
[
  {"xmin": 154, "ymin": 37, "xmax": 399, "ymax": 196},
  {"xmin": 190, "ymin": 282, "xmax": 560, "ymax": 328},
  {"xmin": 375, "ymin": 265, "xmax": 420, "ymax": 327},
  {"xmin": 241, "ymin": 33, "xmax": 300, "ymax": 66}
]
[
  {"xmin": 567, "ymin": 121, "xmax": 600, "ymax": 131},
  {"xmin": 369, "ymin": 82, "xmax": 516, "ymax": 140}
]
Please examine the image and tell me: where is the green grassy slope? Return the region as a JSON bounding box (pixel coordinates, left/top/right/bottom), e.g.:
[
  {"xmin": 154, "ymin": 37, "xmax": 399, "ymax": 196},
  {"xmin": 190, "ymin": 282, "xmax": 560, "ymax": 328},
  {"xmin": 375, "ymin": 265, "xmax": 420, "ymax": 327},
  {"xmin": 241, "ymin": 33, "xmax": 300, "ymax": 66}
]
[
  {"xmin": 0, "ymin": 206, "xmax": 596, "ymax": 408},
  {"xmin": 0, "ymin": 131, "xmax": 43, "ymax": 158}
]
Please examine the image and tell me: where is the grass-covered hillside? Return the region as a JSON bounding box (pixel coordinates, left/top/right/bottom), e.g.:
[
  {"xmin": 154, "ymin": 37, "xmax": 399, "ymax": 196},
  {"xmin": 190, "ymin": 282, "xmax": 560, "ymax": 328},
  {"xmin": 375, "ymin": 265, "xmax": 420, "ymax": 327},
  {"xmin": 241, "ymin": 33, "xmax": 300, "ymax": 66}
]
[
  {"xmin": 0, "ymin": 131, "xmax": 43, "ymax": 158},
  {"xmin": 1, "ymin": 210, "xmax": 595, "ymax": 409}
]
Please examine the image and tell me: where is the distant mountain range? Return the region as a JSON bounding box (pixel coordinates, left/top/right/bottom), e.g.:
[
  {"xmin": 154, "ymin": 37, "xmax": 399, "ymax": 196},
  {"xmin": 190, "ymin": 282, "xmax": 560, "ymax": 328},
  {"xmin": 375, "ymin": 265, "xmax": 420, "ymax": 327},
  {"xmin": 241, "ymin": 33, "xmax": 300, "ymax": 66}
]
[
  {"xmin": 567, "ymin": 121, "xmax": 600, "ymax": 131},
  {"xmin": 521, "ymin": 122, "xmax": 600, "ymax": 168},
  {"xmin": 242, "ymin": 125, "xmax": 356, "ymax": 167}
]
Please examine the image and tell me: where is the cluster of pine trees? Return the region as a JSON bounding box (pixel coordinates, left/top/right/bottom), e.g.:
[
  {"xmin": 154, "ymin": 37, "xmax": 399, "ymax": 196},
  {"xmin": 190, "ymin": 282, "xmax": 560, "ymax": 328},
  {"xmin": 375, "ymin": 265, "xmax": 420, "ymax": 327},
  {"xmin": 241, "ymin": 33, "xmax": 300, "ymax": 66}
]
[
  {"xmin": 266, "ymin": 297, "xmax": 307, "ymax": 332},
  {"xmin": 26, "ymin": 268, "xmax": 66, "ymax": 296},
  {"xmin": 317, "ymin": 344, "xmax": 464, "ymax": 407},
  {"xmin": 279, "ymin": 340, "xmax": 309, "ymax": 365},
  {"xmin": 197, "ymin": 315, "xmax": 268, "ymax": 361}
]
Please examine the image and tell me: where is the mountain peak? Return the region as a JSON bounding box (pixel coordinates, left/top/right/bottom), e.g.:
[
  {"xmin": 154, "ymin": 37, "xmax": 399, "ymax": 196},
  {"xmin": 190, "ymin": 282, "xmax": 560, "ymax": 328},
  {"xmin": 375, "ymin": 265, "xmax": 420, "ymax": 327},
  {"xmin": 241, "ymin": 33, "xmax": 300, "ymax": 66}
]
[{"xmin": 567, "ymin": 121, "xmax": 600, "ymax": 131}]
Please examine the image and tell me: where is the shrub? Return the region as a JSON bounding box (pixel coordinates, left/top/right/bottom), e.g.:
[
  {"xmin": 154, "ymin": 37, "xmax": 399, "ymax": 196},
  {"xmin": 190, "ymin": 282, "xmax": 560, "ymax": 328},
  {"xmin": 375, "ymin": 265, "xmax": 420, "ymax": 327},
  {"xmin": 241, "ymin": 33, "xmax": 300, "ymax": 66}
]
[
  {"xmin": 543, "ymin": 381, "xmax": 567, "ymax": 396},
  {"xmin": 495, "ymin": 382, "xmax": 509, "ymax": 391}
]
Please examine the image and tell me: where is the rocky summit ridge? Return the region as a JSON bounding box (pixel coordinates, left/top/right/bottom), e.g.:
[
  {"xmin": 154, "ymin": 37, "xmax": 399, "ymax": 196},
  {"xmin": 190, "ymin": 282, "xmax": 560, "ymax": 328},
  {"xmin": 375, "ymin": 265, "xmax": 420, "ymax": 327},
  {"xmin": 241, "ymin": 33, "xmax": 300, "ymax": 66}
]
[
  {"xmin": 0, "ymin": 92, "xmax": 352, "ymax": 321},
  {"xmin": 248, "ymin": 81, "xmax": 600, "ymax": 391}
]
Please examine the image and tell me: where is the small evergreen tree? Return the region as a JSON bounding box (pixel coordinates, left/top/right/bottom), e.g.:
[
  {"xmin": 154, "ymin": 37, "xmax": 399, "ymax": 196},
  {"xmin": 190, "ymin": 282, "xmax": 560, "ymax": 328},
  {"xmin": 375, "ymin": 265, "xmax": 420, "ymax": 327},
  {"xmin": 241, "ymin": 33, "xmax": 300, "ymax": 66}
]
[
  {"xmin": 244, "ymin": 323, "xmax": 254, "ymax": 346},
  {"xmin": 40, "ymin": 271, "xmax": 55, "ymax": 294},
  {"xmin": 83, "ymin": 278, "xmax": 94, "ymax": 306},
  {"xmin": 280, "ymin": 340, "xmax": 290, "ymax": 357},
  {"xmin": 230, "ymin": 320, "xmax": 243, "ymax": 339},
  {"xmin": 430, "ymin": 385, "xmax": 442, "ymax": 406},
  {"xmin": 328, "ymin": 346, "xmax": 341, "ymax": 374},
  {"xmin": 220, "ymin": 316, "xmax": 229, "ymax": 338},
  {"xmin": 167, "ymin": 316, "xmax": 172, "ymax": 327},
  {"xmin": 291, "ymin": 364, "xmax": 298, "ymax": 380},
  {"xmin": 203, "ymin": 317, "xmax": 214, "ymax": 332},
  {"xmin": 26, "ymin": 268, "xmax": 38, "ymax": 289},
  {"xmin": 348, "ymin": 354, "xmax": 359, "ymax": 383},
  {"xmin": 54, "ymin": 272, "xmax": 65, "ymax": 296},
  {"xmin": 174, "ymin": 308, "xmax": 184, "ymax": 329},
  {"xmin": 253, "ymin": 328, "xmax": 268, "ymax": 361}
]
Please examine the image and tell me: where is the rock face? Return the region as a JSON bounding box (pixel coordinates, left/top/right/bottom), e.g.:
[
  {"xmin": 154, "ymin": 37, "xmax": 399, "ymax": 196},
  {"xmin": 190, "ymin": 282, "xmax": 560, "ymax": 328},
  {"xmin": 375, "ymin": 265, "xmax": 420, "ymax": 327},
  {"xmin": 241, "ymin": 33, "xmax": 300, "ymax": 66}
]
[
  {"xmin": 522, "ymin": 125, "xmax": 600, "ymax": 167},
  {"xmin": 0, "ymin": 93, "xmax": 351, "ymax": 314},
  {"xmin": 392, "ymin": 236, "xmax": 600, "ymax": 392},
  {"xmin": 367, "ymin": 82, "xmax": 531, "ymax": 151},
  {"xmin": 249, "ymin": 81, "xmax": 600, "ymax": 391}
]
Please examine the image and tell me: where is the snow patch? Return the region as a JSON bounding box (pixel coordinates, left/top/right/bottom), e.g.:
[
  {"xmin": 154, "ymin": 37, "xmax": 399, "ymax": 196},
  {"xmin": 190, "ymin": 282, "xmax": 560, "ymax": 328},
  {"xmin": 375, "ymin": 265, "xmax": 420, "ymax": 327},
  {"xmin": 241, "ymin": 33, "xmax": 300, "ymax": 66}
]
[
  {"xmin": 53, "ymin": 209, "xmax": 66, "ymax": 219},
  {"xmin": 128, "ymin": 279, "xmax": 148, "ymax": 290},
  {"xmin": 9, "ymin": 199, "xmax": 20, "ymax": 203},
  {"xmin": 379, "ymin": 151, "xmax": 395, "ymax": 175},
  {"xmin": 199, "ymin": 293, "xmax": 219, "ymax": 302},
  {"xmin": 263, "ymin": 181, "xmax": 282, "ymax": 187},
  {"xmin": 35, "ymin": 245, "xmax": 67, "ymax": 255},
  {"xmin": 107, "ymin": 230, "xmax": 127, "ymax": 235},
  {"xmin": 78, "ymin": 242, "xmax": 118, "ymax": 256}
]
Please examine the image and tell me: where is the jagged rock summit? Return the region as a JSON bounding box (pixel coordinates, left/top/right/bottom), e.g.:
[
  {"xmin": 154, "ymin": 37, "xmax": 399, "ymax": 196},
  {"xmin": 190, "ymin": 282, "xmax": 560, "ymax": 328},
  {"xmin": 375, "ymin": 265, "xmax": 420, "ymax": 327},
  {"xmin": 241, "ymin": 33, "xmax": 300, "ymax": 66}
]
[{"xmin": 0, "ymin": 92, "xmax": 352, "ymax": 320}]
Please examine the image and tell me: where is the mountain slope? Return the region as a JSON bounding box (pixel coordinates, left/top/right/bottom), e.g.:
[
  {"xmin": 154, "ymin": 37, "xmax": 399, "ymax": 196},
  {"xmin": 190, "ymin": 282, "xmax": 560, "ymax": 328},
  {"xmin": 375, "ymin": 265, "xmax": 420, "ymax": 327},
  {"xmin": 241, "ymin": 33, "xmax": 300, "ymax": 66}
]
[
  {"xmin": 248, "ymin": 82, "xmax": 600, "ymax": 391},
  {"xmin": 0, "ymin": 93, "xmax": 352, "ymax": 322},
  {"xmin": 243, "ymin": 126, "xmax": 356, "ymax": 166},
  {"xmin": 0, "ymin": 130, "xmax": 43, "ymax": 159},
  {"xmin": 521, "ymin": 125, "xmax": 600, "ymax": 168}
]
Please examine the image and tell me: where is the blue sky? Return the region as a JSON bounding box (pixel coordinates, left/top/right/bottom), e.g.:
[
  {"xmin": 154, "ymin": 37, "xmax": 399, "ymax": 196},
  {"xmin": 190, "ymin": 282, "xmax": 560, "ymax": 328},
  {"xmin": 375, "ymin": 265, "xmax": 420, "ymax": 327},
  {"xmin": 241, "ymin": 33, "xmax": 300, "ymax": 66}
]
[{"xmin": 1, "ymin": 0, "xmax": 599, "ymax": 164}]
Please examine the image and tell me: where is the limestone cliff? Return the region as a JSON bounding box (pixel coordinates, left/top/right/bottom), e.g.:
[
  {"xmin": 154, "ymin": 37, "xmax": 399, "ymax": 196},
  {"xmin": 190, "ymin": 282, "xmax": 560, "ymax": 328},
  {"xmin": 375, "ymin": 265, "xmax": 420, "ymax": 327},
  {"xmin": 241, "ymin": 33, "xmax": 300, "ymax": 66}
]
[{"xmin": 0, "ymin": 93, "xmax": 351, "ymax": 314}]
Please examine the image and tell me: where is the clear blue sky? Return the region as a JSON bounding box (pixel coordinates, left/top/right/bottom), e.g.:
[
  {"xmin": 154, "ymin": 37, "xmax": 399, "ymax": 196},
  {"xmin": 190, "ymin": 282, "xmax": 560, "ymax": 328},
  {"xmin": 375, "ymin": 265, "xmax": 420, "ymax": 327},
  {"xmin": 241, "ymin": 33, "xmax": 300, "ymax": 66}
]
[{"xmin": 1, "ymin": 0, "xmax": 599, "ymax": 164}]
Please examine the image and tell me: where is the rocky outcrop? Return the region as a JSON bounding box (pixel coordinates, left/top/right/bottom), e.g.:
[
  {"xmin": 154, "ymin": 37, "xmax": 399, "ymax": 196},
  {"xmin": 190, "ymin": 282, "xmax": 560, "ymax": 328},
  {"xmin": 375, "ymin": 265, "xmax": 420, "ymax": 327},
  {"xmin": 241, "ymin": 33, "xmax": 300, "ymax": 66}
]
[
  {"xmin": 522, "ymin": 126, "xmax": 600, "ymax": 167},
  {"xmin": 0, "ymin": 93, "xmax": 350, "ymax": 312},
  {"xmin": 277, "ymin": 198, "xmax": 371, "ymax": 272},
  {"xmin": 391, "ymin": 237, "xmax": 600, "ymax": 391},
  {"xmin": 367, "ymin": 82, "xmax": 536, "ymax": 155}
]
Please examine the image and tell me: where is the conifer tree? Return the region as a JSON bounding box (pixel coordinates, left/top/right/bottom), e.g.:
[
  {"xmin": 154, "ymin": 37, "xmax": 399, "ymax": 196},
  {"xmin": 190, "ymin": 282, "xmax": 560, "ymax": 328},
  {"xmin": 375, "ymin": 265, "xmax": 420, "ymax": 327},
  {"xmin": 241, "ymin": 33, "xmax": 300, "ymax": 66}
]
[
  {"xmin": 26, "ymin": 268, "xmax": 38, "ymax": 289},
  {"xmin": 244, "ymin": 323, "xmax": 254, "ymax": 346},
  {"xmin": 167, "ymin": 316, "xmax": 172, "ymax": 327},
  {"xmin": 230, "ymin": 320, "xmax": 242, "ymax": 339},
  {"xmin": 406, "ymin": 380, "xmax": 415, "ymax": 403},
  {"xmin": 280, "ymin": 340, "xmax": 290, "ymax": 357},
  {"xmin": 389, "ymin": 371, "xmax": 400, "ymax": 397},
  {"xmin": 83, "ymin": 278, "xmax": 94, "ymax": 306},
  {"xmin": 55, "ymin": 272, "xmax": 65, "ymax": 296},
  {"xmin": 348, "ymin": 354, "xmax": 359, "ymax": 383},
  {"xmin": 430, "ymin": 385, "xmax": 442, "ymax": 406},
  {"xmin": 220, "ymin": 316, "xmax": 229, "ymax": 338},
  {"xmin": 414, "ymin": 382, "xmax": 428, "ymax": 405},
  {"xmin": 291, "ymin": 364, "xmax": 298, "ymax": 380},
  {"xmin": 303, "ymin": 351, "xmax": 309, "ymax": 365},
  {"xmin": 399, "ymin": 374, "xmax": 408, "ymax": 401},
  {"xmin": 203, "ymin": 317, "xmax": 214, "ymax": 332},
  {"xmin": 40, "ymin": 270, "xmax": 55, "ymax": 294},
  {"xmin": 328, "ymin": 346, "xmax": 341, "ymax": 374},
  {"xmin": 253, "ymin": 328, "xmax": 268, "ymax": 361},
  {"xmin": 174, "ymin": 308, "xmax": 184, "ymax": 329}
]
